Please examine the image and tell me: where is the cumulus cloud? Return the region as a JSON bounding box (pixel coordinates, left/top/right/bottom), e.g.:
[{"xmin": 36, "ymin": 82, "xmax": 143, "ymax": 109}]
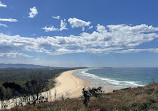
[
  {"xmin": 89, "ymin": 26, "xmax": 93, "ymax": 29},
  {"xmin": 42, "ymin": 19, "xmax": 67, "ymax": 32},
  {"xmin": 0, "ymin": 1, "xmax": 7, "ymax": 8},
  {"xmin": 52, "ymin": 16, "xmax": 60, "ymax": 20},
  {"xmin": 0, "ymin": 23, "xmax": 7, "ymax": 27},
  {"xmin": 115, "ymin": 48, "xmax": 158, "ymax": 53},
  {"xmin": 59, "ymin": 19, "xmax": 67, "ymax": 31},
  {"xmin": 0, "ymin": 52, "xmax": 32, "ymax": 59},
  {"xmin": 96, "ymin": 24, "xmax": 107, "ymax": 33},
  {"xmin": 0, "ymin": 24, "xmax": 158, "ymax": 55},
  {"xmin": 28, "ymin": 6, "xmax": 38, "ymax": 18},
  {"xmin": 0, "ymin": 18, "xmax": 17, "ymax": 22},
  {"xmin": 42, "ymin": 26, "xmax": 58, "ymax": 32},
  {"xmin": 68, "ymin": 18, "xmax": 91, "ymax": 31}
]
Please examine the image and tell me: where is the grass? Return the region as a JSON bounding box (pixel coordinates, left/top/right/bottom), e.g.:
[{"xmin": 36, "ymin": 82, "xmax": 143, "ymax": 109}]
[{"xmin": 4, "ymin": 83, "xmax": 158, "ymax": 111}]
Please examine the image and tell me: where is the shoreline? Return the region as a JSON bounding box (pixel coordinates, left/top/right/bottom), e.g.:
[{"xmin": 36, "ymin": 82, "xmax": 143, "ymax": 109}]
[
  {"xmin": 49, "ymin": 68, "xmax": 123, "ymax": 101},
  {"xmin": 74, "ymin": 69, "xmax": 124, "ymax": 93},
  {"xmin": 49, "ymin": 69, "xmax": 90, "ymax": 101},
  {"xmin": 0, "ymin": 69, "xmax": 88, "ymax": 110},
  {"xmin": 0, "ymin": 69, "xmax": 136, "ymax": 110},
  {"xmin": 0, "ymin": 69, "xmax": 122, "ymax": 110}
]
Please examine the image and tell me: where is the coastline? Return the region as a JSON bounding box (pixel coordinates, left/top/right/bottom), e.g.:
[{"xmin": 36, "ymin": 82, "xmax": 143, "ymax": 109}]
[
  {"xmin": 74, "ymin": 69, "xmax": 124, "ymax": 93},
  {"xmin": 49, "ymin": 69, "xmax": 89, "ymax": 101},
  {"xmin": 0, "ymin": 69, "xmax": 121, "ymax": 110},
  {"xmin": 49, "ymin": 68, "xmax": 123, "ymax": 101},
  {"xmin": 0, "ymin": 69, "xmax": 89, "ymax": 110},
  {"xmin": 2, "ymin": 69, "xmax": 157, "ymax": 110}
]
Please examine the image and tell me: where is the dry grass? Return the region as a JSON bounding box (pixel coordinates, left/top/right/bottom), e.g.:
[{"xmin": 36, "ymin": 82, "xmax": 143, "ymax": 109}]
[{"xmin": 5, "ymin": 83, "xmax": 158, "ymax": 111}]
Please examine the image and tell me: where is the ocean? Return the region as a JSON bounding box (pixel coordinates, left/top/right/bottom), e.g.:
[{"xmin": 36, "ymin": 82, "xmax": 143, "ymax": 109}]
[{"xmin": 74, "ymin": 67, "xmax": 158, "ymax": 89}]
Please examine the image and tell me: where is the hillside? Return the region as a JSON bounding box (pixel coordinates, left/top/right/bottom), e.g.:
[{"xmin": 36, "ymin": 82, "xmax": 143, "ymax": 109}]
[
  {"xmin": 0, "ymin": 64, "xmax": 50, "ymax": 69},
  {"xmin": 5, "ymin": 83, "xmax": 158, "ymax": 111}
]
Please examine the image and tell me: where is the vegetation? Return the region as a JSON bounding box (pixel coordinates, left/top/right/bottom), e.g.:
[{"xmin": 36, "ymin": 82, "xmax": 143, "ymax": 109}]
[
  {"xmin": 82, "ymin": 87, "xmax": 103, "ymax": 107},
  {"xmin": 0, "ymin": 68, "xmax": 158, "ymax": 111},
  {"xmin": 0, "ymin": 68, "xmax": 75, "ymax": 86},
  {"xmin": 0, "ymin": 68, "xmax": 82, "ymax": 100},
  {"xmin": 4, "ymin": 83, "xmax": 158, "ymax": 111},
  {"xmin": 0, "ymin": 68, "xmax": 85, "ymax": 109}
]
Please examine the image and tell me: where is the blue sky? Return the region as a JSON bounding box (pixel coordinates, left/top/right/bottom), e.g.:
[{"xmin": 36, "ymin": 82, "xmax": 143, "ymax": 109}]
[{"xmin": 0, "ymin": 0, "xmax": 158, "ymax": 67}]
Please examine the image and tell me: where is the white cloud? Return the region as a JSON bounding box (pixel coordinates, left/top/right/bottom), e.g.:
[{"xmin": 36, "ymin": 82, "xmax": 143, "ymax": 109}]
[
  {"xmin": 107, "ymin": 24, "xmax": 158, "ymax": 33},
  {"xmin": 43, "ymin": 19, "xmax": 67, "ymax": 32},
  {"xmin": 0, "ymin": 1, "xmax": 7, "ymax": 8},
  {"xmin": 115, "ymin": 48, "xmax": 158, "ymax": 53},
  {"xmin": 0, "ymin": 18, "xmax": 17, "ymax": 22},
  {"xmin": 42, "ymin": 26, "xmax": 58, "ymax": 32},
  {"xmin": 28, "ymin": 6, "xmax": 38, "ymax": 18},
  {"xmin": 0, "ymin": 24, "xmax": 158, "ymax": 55},
  {"xmin": 0, "ymin": 23, "xmax": 7, "ymax": 27},
  {"xmin": 52, "ymin": 16, "xmax": 60, "ymax": 20},
  {"xmin": 0, "ymin": 52, "xmax": 32, "ymax": 58},
  {"xmin": 89, "ymin": 26, "xmax": 93, "ymax": 29},
  {"xmin": 96, "ymin": 24, "xmax": 107, "ymax": 33},
  {"xmin": 59, "ymin": 19, "xmax": 67, "ymax": 31},
  {"xmin": 68, "ymin": 18, "xmax": 91, "ymax": 31}
]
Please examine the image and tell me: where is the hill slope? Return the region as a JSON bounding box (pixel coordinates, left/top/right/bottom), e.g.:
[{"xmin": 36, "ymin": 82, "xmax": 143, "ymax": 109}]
[
  {"xmin": 5, "ymin": 83, "xmax": 158, "ymax": 111},
  {"xmin": 0, "ymin": 64, "xmax": 50, "ymax": 69}
]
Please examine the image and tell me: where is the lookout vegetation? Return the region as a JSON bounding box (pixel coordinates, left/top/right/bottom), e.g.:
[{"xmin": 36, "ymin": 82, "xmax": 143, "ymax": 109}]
[
  {"xmin": 2, "ymin": 83, "xmax": 158, "ymax": 111},
  {"xmin": 0, "ymin": 76, "xmax": 52, "ymax": 109},
  {"xmin": 0, "ymin": 68, "xmax": 81, "ymax": 110}
]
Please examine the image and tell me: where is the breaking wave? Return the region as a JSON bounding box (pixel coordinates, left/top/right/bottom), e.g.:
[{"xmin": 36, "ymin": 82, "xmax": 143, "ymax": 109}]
[{"xmin": 76, "ymin": 69, "xmax": 144, "ymax": 87}]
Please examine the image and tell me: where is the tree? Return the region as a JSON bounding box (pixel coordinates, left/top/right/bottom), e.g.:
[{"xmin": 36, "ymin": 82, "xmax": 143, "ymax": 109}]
[
  {"xmin": 3, "ymin": 82, "xmax": 24, "ymax": 97},
  {"xmin": 24, "ymin": 75, "xmax": 47, "ymax": 105},
  {"xmin": 0, "ymin": 87, "xmax": 4, "ymax": 100},
  {"xmin": 82, "ymin": 88, "xmax": 91, "ymax": 107},
  {"xmin": 0, "ymin": 87, "xmax": 4, "ymax": 109},
  {"xmin": 82, "ymin": 87, "xmax": 103, "ymax": 107},
  {"xmin": 89, "ymin": 86, "xmax": 102, "ymax": 98},
  {"xmin": 2, "ymin": 82, "xmax": 24, "ymax": 109}
]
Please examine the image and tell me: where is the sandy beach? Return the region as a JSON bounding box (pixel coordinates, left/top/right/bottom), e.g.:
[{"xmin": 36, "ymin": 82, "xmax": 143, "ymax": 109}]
[
  {"xmin": 49, "ymin": 69, "xmax": 122, "ymax": 101},
  {"xmin": 49, "ymin": 70, "xmax": 89, "ymax": 100}
]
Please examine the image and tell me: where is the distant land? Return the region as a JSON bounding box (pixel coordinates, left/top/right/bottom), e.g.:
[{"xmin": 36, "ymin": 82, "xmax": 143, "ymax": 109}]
[
  {"xmin": 0, "ymin": 64, "xmax": 51, "ymax": 69},
  {"xmin": 0, "ymin": 64, "xmax": 88, "ymax": 69}
]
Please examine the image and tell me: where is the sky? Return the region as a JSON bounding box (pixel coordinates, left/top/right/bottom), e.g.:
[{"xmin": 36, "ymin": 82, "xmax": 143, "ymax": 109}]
[{"xmin": 0, "ymin": 0, "xmax": 158, "ymax": 67}]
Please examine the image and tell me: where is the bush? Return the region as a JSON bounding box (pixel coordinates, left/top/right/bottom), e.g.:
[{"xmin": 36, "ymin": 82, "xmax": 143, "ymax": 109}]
[{"xmin": 82, "ymin": 87, "xmax": 103, "ymax": 107}]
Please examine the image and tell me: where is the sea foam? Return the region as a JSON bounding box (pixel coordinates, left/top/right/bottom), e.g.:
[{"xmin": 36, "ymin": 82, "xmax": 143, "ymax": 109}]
[{"xmin": 75, "ymin": 69, "xmax": 144, "ymax": 87}]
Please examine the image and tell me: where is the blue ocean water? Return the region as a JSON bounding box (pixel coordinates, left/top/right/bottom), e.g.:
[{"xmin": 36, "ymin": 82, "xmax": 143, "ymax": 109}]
[{"xmin": 75, "ymin": 68, "xmax": 158, "ymax": 88}]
